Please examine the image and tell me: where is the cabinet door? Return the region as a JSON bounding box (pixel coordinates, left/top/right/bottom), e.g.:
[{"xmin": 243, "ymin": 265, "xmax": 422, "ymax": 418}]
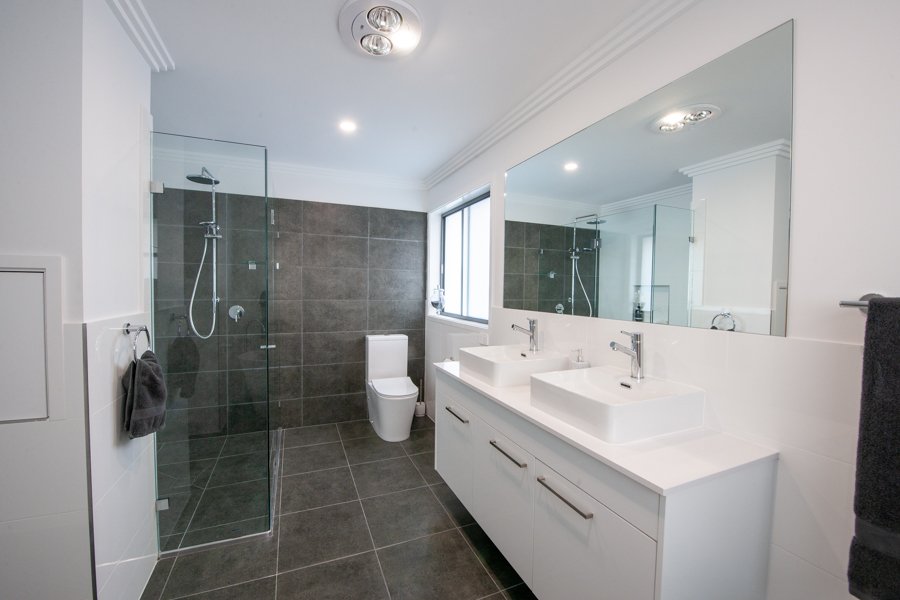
[
  {"xmin": 435, "ymin": 391, "xmax": 475, "ymax": 509},
  {"xmin": 472, "ymin": 419, "xmax": 535, "ymax": 586},
  {"xmin": 532, "ymin": 461, "xmax": 657, "ymax": 600}
]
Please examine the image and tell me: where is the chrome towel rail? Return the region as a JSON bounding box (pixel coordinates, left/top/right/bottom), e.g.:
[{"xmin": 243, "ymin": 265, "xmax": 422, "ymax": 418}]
[
  {"xmin": 839, "ymin": 293, "xmax": 883, "ymax": 314},
  {"xmin": 122, "ymin": 322, "xmax": 152, "ymax": 361}
]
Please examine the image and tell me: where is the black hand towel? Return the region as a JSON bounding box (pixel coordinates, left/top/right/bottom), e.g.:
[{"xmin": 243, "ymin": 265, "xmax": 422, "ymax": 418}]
[
  {"xmin": 848, "ymin": 297, "xmax": 900, "ymax": 599},
  {"xmin": 122, "ymin": 349, "xmax": 168, "ymax": 438}
]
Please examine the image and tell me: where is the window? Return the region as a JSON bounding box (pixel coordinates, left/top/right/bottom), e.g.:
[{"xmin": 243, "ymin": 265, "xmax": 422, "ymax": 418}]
[{"xmin": 440, "ymin": 191, "xmax": 490, "ymax": 322}]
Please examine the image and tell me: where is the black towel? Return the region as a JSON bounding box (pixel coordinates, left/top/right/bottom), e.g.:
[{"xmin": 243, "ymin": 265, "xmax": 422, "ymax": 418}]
[
  {"xmin": 849, "ymin": 297, "xmax": 900, "ymax": 599},
  {"xmin": 122, "ymin": 350, "xmax": 168, "ymax": 438}
]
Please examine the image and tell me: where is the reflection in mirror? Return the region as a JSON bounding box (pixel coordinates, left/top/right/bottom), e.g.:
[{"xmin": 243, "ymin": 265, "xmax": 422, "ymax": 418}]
[{"xmin": 503, "ymin": 22, "xmax": 792, "ymax": 336}]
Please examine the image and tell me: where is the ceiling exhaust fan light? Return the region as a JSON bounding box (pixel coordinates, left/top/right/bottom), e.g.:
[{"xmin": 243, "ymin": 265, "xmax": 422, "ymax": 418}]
[
  {"xmin": 684, "ymin": 109, "xmax": 713, "ymax": 123},
  {"xmin": 361, "ymin": 33, "xmax": 393, "ymax": 55},
  {"xmin": 367, "ymin": 6, "xmax": 402, "ymax": 32},
  {"xmin": 658, "ymin": 122, "xmax": 685, "ymax": 133}
]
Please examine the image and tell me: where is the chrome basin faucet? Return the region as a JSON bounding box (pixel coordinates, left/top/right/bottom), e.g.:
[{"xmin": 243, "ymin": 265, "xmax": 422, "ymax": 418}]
[
  {"xmin": 512, "ymin": 318, "xmax": 539, "ymax": 352},
  {"xmin": 610, "ymin": 330, "xmax": 643, "ymax": 380}
]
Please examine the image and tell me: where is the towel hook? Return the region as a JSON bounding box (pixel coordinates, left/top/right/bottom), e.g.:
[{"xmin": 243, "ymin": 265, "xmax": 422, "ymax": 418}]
[
  {"xmin": 123, "ymin": 322, "xmax": 152, "ymax": 361},
  {"xmin": 710, "ymin": 311, "xmax": 736, "ymax": 331}
]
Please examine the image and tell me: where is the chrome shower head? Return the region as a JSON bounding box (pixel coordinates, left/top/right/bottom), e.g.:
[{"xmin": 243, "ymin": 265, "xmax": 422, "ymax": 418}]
[{"xmin": 186, "ymin": 167, "xmax": 219, "ymax": 186}]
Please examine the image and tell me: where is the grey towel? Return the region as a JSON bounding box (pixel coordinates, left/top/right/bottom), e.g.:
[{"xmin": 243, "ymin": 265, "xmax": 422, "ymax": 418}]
[
  {"xmin": 167, "ymin": 336, "xmax": 199, "ymax": 397},
  {"xmin": 848, "ymin": 297, "xmax": 900, "ymax": 599},
  {"xmin": 122, "ymin": 350, "xmax": 168, "ymax": 438}
]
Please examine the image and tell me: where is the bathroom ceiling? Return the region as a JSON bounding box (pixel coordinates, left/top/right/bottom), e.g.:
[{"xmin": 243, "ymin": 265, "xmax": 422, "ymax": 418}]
[{"xmin": 143, "ymin": 0, "xmax": 668, "ymax": 187}]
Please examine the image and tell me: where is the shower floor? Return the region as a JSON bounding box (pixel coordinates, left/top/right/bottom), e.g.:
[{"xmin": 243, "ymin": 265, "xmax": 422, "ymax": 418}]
[
  {"xmin": 142, "ymin": 417, "xmax": 537, "ymax": 599},
  {"xmin": 156, "ymin": 430, "xmax": 274, "ymax": 551}
]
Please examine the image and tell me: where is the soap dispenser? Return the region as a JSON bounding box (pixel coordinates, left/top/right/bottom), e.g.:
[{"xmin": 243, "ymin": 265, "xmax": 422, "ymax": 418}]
[{"xmin": 570, "ymin": 348, "xmax": 591, "ymax": 370}]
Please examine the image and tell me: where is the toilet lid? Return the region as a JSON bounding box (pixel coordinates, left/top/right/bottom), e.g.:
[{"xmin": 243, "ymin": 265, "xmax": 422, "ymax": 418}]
[{"xmin": 371, "ymin": 376, "xmax": 418, "ymax": 397}]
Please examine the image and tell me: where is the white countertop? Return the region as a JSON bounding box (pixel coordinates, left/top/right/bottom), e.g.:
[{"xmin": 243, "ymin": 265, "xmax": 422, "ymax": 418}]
[{"xmin": 435, "ymin": 361, "xmax": 778, "ymax": 495}]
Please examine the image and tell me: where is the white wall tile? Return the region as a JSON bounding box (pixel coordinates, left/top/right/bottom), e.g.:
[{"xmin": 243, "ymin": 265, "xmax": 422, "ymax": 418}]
[{"xmin": 767, "ymin": 546, "xmax": 853, "ymax": 600}]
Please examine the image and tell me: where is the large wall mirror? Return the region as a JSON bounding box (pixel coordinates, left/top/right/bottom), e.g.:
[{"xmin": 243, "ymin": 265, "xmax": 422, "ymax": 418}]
[{"xmin": 503, "ymin": 22, "xmax": 792, "ymax": 336}]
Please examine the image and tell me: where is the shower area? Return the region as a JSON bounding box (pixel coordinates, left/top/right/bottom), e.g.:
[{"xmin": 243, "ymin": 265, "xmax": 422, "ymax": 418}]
[{"xmin": 150, "ymin": 133, "xmax": 276, "ymax": 552}]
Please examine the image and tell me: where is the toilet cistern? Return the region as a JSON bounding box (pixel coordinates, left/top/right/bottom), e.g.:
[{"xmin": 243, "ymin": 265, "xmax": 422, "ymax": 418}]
[
  {"xmin": 511, "ymin": 318, "xmax": 539, "ymax": 352},
  {"xmin": 610, "ymin": 330, "xmax": 643, "ymax": 381}
]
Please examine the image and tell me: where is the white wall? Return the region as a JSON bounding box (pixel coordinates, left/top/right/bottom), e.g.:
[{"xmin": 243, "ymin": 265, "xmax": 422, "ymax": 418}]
[
  {"xmin": 0, "ymin": 2, "xmax": 94, "ymax": 598},
  {"xmin": 82, "ymin": 1, "xmax": 157, "ymax": 598},
  {"xmin": 426, "ymin": 1, "xmax": 900, "ymax": 597}
]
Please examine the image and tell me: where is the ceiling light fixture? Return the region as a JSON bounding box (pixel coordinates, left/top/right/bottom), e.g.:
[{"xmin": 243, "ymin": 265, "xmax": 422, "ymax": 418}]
[
  {"xmin": 339, "ymin": 0, "xmax": 423, "ymax": 58},
  {"xmin": 653, "ymin": 104, "xmax": 721, "ymax": 133},
  {"xmin": 563, "ymin": 162, "xmax": 579, "ymax": 172},
  {"xmin": 339, "ymin": 119, "xmax": 358, "ymax": 133}
]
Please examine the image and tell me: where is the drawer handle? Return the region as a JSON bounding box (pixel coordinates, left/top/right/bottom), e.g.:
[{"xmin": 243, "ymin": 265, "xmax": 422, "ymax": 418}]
[
  {"xmin": 489, "ymin": 440, "xmax": 527, "ymax": 468},
  {"xmin": 537, "ymin": 476, "xmax": 593, "ymax": 520},
  {"xmin": 445, "ymin": 406, "xmax": 469, "ymax": 424}
]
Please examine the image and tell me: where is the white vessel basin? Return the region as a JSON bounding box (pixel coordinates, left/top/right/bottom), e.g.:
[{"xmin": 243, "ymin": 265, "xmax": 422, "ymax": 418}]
[
  {"xmin": 458, "ymin": 345, "xmax": 569, "ymax": 387},
  {"xmin": 530, "ymin": 366, "xmax": 704, "ymax": 443}
]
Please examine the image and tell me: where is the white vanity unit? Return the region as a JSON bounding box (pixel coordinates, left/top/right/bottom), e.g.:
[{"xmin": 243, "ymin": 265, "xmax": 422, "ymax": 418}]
[{"xmin": 434, "ymin": 361, "xmax": 778, "ymax": 600}]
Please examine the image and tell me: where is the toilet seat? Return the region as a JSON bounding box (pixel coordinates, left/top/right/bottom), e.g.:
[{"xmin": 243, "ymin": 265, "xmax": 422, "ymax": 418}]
[{"xmin": 370, "ymin": 376, "xmax": 418, "ymax": 398}]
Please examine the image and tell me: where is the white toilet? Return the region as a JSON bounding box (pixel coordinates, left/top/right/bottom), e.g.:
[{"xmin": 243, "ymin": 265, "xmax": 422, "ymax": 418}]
[{"xmin": 365, "ymin": 334, "xmax": 419, "ymax": 442}]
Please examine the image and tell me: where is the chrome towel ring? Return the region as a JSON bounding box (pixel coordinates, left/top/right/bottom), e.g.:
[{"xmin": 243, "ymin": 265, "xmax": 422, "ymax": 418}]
[{"xmin": 123, "ymin": 323, "xmax": 152, "ymax": 361}]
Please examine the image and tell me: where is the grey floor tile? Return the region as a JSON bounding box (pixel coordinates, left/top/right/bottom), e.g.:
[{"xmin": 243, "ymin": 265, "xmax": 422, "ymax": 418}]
[
  {"xmin": 179, "ymin": 577, "xmax": 275, "ymax": 599},
  {"xmin": 208, "ymin": 452, "xmax": 268, "ymax": 487},
  {"xmin": 140, "ymin": 557, "xmax": 175, "ymax": 600},
  {"xmin": 377, "ymin": 530, "xmax": 499, "ymax": 600},
  {"xmin": 362, "ymin": 487, "xmax": 454, "ymax": 548},
  {"xmin": 190, "ymin": 480, "xmax": 269, "ymax": 530},
  {"xmin": 409, "ymin": 452, "xmax": 443, "ymax": 485},
  {"xmin": 277, "ymin": 501, "xmax": 373, "ymax": 572},
  {"xmin": 159, "ymin": 491, "xmax": 202, "ymax": 537},
  {"xmin": 351, "ymin": 457, "xmax": 427, "ymax": 498},
  {"xmin": 410, "ymin": 416, "xmax": 435, "ymax": 431},
  {"xmin": 430, "ymin": 483, "xmax": 474, "ymax": 526},
  {"xmin": 500, "ymin": 583, "xmax": 539, "ymax": 599},
  {"xmin": 342, "ymin": 435, "xmax": 406, "ymax": 465},
  {"xmin": 282, "ymin": 442, "xmax": 347, "ymax": 476},
  {"xmin": 160, "ymin": 534, "xmax": 182, "ymax": 552},
  {"xmin": 220, "ymin": 432, "xmax": 268, "ymax": 456},
  {"xmin": 460, "ymin": 524, "xmax": 523, "ymax": 590},
  {"xmin": 157, "ymin": 437, "xmax": 226, "ymax": 465},
  {"xmin": 180, "ymin": 516, "xmax": 270, "ymax": 548},
  {"xmin": 280, "ymin": 467, "xmax": 358, "ymax": 514},
  {"xmin": 336, "ymin": 419, "xmax": 376, "ymax": 440},
  {"xmin": 283, "ymin": 424, "xmax": 340, "ymax": 448},
  {"xmin": 275, "ymin": 552, "xmax": 388, "ymax": 600},
  {"xmin": 401, "ymin": 428, "xmax": 435, "ymax": 455},
  {"xmin": 157, "ymin": 458, "xmax": 217, "ymax": 494},
  {"xmin": 161, "ymin": 536, "xmax": 277, "ymax": 599}
]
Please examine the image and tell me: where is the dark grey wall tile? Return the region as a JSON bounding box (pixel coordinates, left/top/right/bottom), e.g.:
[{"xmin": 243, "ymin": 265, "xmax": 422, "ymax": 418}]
[
  {"xmin": 541, "ymin": 224, "xmax": 567, "ymax": 251},
  {"xmin": 270, "ymin": 365, "xmax": 302, "ymax": 400},
  {"xmin": 524, "ymin": 223, "xmax": 541, "ymax": 248},
  {"xmin": 503, "ymin": 299, "xmax": 524, "ymax": 309},
  {"xmin": 227, "ymin": 402, "xmax": 268, "ymax": 434},
  {"xmin": 227, "ymin": 368, "xmax": 268, "ymax": 405},
  {"xmin": 303, "ymin": 300, "xmax": 367, "ymax": 332},
  {"xmin": 368, "ymin": 269, "xmax": 424, "ymax": 301},
  {"xmin": 272, "ymin": 197, "xmax": 303, "ymax": 232},
  {"xmin": 272, "ymin": 265, "xmax": 302, "ymax": 300},
  {"xmin": 166, "ymin": 370, "xmax": 225, "ymax": 410},
  {"xmin": 504, "ymin": 247, "xmax": 524, "ymax": 274},
  {"xmin": 227, "ymin": 229, "xmax": 267, "ymax": 265},
  {"xmin": 268, "ymin": 333, "xmax": 303, "ymax": 367},
  {"xmin": 524, "ymin": 248, "xmax": 540, "ymax": 274},
  {"xmin": 303, "ymin": 393, "xmax": 367, "ymax": 425},
  {"xmin": 408, "ymin": 358, "xmax": 424, "ymax": 389},
  {"xmin": 303, "ymin": 235, "xmax": 368, "ymax": 268},
  {"xmin": 303, "ymin": 362, "xmax": 366, "ymax": 397},
  {"xmin": 274, "ymin": 231, "xmax": 302, "ymax": 266},
  {"xmin": 302, "ymin": 268, "xmax": 367, "ymax": 300},
  {"xmin": 227, "ymin": 263, "xmax": 268, "ymax": 300},
  {"xmin": 369, "ymin": 239, "xmax": 424, "ymax": 271},
  {"xmin": 303, "ymin": 202, "xmax": 369, "ymax": 237},
  {"xmin": 156, "ymin": 335, "xmax": 225, "ymax": 374},
  {"xmin": 156, "ymin": 224, "xmax": 204, "ymax": 264},
  {"xmin": 152, "ymin": 187, "xmax": 185, "ymax": 226},
  {"xmin": 225, "ymin": 194, "xmax": 267, "ymax": 232},
  {"xmin": 504, "ymin": 274, "xmax": 524, "ymax": 300},
  {"xmin": 505, "ymin": 221, "xmax": 525, "ymax": 248},
  {"xmin": 369, "ymin": 208, "xmax": 426, "ymax": 241},
  {"xmin": 523, "ymin": 274, "xmax": 539, "ymax": 301},
  {"xmin": 540, "ymin": 249, "xmax": 567, "ymax": 275},
  {"xmin": 270, "ymin": 300, "xmax": 302, "ymax": 333},
  {"xmin": 223, "ymin": 336, "xmax": 267, "ymax": 372},
  {"xmin": 274, "ymin": 398, "xmax": 303, "ymax": 428},
  {"xmin": 156, "ymin": 406, "xmax": 228, "ymax": 443},
  {"xmin": 302, "ymin": 332, "xmax": 365, "ymax": 365},
  {"xmin": 369, "ymin": 300, "xmax": 424, "ymax": 330},
  {"xmin": 366, "ymin": 329, "xmax": 424, "ymax": 359}
]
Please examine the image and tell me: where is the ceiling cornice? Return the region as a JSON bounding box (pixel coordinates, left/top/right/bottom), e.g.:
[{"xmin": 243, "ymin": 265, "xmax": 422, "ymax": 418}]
[
  {"xmin": 599, "ymin": 183, "xmax": 693, "ymax": 215},
  {"xmin": 105, "ymin": 0, "xmax": 175, "ymax": 72},
  {"xmin": 423, "ymin": 0, "xmax": 702, "ymax": 190},
  {"xmin": 678, "ymin": 139, "xmax": 791, "ymax": 178}
]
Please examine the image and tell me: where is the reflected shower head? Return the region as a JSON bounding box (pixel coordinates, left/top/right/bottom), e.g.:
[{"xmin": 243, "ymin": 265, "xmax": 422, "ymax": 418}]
[{"xmin": 186, "ymin": 167, "xmax": 219, "ymax": 186}]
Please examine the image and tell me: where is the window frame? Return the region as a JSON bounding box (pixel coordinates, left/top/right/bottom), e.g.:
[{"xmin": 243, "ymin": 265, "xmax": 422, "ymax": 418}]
[{"xmin": 439, "ymin": 190, "xmax": 490, "ymax": 324}]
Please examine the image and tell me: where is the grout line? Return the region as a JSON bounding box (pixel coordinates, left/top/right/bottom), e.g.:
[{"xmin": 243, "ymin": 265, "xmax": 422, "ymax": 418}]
[
  {"xmin": 172, "ymin": 432, "xmax": 232, "ymax": 550},
  {"xmin": 274, "ymin": 435, "xmax": 285, "ymax": 597},
  {"xmin": 167, "ymin": 574, "xmax": 275, "ymax": 600},
  {"xmin": 153, "ymin": 556, "xmax": 177, "ymax": 600},
  {"xmin": 338, "ymin": 425, "xmax": 392, "ymax": 600}
]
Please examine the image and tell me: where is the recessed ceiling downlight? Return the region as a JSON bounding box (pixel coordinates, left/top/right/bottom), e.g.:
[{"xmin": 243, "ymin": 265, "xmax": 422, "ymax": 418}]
[
  {"xmin": 339, "ymin": 0, "xmax": 422, "ymax": 58},
  {"xmin": 653, "ymin": 104, "xmax": 721, "ymax": 133},
  {"xmin": 563, "ymin": 162, "xmax": 579, "ymax": 172},
  {"xmin": 339, "ymin": 119, "xmax": 358, "ymax": 133}
]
